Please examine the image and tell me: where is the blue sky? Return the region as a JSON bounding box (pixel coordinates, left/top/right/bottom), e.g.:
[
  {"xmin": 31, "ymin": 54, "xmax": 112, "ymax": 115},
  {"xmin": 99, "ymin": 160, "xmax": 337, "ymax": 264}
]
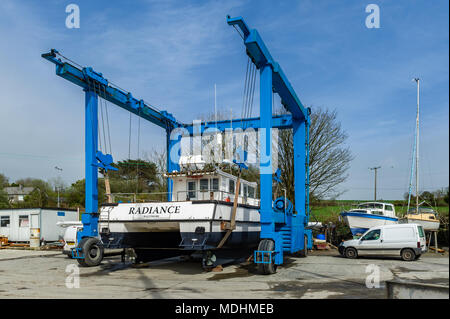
[{"xmin": 0, "ymin": 0, "xmax": 448, "ymax": 200}]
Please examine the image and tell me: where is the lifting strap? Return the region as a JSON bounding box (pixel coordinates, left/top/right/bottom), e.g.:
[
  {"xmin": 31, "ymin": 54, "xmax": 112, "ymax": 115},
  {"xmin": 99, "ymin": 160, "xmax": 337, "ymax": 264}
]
[{"xmin": 217, "ymin": 169, "xmax": 242, "ymax": 249}]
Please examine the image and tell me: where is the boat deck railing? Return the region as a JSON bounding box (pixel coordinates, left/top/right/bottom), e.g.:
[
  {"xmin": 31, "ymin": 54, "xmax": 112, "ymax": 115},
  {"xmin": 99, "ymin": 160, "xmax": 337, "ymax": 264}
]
[{"xmin": 106, "ymin": 190, "xmax": 260, "ymax": 206}]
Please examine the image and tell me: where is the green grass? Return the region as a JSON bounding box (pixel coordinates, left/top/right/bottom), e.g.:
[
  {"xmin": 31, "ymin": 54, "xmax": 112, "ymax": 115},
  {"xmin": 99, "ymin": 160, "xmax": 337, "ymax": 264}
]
[{"xmin": 310, "ymin": 202, "xmax": 449, "ymax": 223}]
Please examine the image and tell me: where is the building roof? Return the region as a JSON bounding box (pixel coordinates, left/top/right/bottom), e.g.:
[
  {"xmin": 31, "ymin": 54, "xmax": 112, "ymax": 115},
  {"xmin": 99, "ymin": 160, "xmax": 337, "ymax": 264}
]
[{"xmin": 3, "ymin": 186, "xmax": 35, "ymax": 195}]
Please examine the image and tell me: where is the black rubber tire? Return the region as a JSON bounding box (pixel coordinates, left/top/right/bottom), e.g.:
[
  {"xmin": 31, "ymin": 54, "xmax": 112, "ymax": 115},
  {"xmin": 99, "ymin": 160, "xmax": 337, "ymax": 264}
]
[
  {"xmin": 77, "ymin": 237, "xmax": 104, "ymax": 267},
  {"xmin": 257, "ymin": 239, "xmax": 277, "ymax": 275},
  {"xmin": 345, "ymin": 247, "xmax": 358, "ymax": 259},
  {"xmin": 414, "ymin": 254, "xmax": 421, "ymax": 260},
  {"xmin": 401, "ymin": 248, "xmax": 416, "ymax": 261}
]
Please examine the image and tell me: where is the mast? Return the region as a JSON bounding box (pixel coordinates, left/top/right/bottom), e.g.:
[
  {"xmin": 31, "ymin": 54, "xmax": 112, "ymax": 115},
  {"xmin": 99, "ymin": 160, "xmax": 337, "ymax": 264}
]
[{"xmin": 414, "ymin": 78, "xmax": 420, "ymax": 214}]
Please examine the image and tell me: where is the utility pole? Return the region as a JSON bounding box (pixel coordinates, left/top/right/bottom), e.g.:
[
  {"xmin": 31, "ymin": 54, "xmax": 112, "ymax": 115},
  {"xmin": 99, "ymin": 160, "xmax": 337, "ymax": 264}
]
[
  {"xmin": 54, "ymin": 166, "xmax": 63, "ymax": 207},
  {"xmin": 369, "ymin": 166, "xmax": 381, "ymax": 201}
]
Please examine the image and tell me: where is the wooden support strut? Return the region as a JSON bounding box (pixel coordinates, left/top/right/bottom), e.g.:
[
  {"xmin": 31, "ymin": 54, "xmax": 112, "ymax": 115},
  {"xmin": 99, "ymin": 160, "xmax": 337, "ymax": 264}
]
[{"xmin": 217, "ymin": 173, "xmax": 241, "ymax": 249}]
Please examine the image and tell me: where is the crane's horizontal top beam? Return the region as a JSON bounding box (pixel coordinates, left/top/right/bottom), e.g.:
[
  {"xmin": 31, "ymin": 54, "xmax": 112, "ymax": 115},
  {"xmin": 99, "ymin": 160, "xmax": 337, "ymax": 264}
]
[
  {"xmin": 42, "ymin": 49, "xmax": 296, "ymax": 133},
  {"xmin": 42, "ymin": 49, "xmax": 180, "ymax": 130},
  {"xmin": 183, "ymin": 114, "xmax": 292, "ymax": 133},
  {"xmin": 227, "ymin": 16, "xmax": 309, "ymax": 123}
]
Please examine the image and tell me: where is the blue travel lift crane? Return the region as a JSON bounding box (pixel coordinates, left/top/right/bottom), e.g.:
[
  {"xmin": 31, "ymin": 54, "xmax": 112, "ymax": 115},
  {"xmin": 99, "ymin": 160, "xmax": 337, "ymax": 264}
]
[{"xmin": 41, "ymin": 16, "xmax": 312, "ymax": 273}]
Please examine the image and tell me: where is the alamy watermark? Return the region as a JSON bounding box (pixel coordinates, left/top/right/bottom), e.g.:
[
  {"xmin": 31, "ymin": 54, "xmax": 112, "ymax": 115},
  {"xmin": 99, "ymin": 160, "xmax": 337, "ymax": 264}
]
[
  {"xmin": 365, "ymin": 4, "xmax": 380, "ymax": 29},
  {"xmin": 365, "ymin": 264, "xmax": 380, "ymax": 288},
  {"xmin": 168, "ymin": 124, "xmax": 280, "ymax": 174},
  {"xmin": 65, "ymin": 264, "xmax": 80, "ymax": 289},
  {"xmin": 65, "ymin": 4, "xmax": 80, "ymax": 29}
]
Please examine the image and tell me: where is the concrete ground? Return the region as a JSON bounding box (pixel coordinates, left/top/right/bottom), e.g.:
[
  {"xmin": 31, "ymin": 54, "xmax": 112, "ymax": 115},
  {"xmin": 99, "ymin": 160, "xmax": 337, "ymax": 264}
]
[{"xmin": 0, "ymin": 249, "xmax": 448, "ymax": 299}]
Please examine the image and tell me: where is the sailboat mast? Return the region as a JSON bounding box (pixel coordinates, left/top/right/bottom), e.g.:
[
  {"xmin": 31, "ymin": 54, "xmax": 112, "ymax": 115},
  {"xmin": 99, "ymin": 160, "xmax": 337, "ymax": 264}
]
[{"xmin": 414, "ymin": 78, "xmax": 420, "ymax": 214}]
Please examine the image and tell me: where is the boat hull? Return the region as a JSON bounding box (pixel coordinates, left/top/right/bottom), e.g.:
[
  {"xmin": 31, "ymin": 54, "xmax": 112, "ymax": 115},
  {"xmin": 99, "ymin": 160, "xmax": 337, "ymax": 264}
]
[
  {"xmin": 99, "ymin": 200, "xmax": 261, "ymax": 251},
  {"xmin": 398, "ymin": 218, "xmax": 440, "ymax": 231},
  {"xmin": 340, "ymin": 212, "xmax": 398, "ymax": 236}
]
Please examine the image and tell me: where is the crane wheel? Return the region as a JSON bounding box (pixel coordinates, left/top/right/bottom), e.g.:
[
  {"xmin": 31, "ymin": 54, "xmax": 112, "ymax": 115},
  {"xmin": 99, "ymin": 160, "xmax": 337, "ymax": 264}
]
[
  {"xmin": 77, "ymin": 237, "xmax": 104, "ymax": 267},
  {"xmin": 257, "ymin": 239, "xmax": 277, "ymax": 275}
]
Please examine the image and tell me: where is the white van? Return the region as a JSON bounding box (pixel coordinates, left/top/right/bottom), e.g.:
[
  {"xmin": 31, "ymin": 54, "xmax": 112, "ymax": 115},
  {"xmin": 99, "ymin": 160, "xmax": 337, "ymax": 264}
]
[
  {"xmin": 339, "ymin": 224, "xmax": 427, "ymax": 261},
  {"xmin": 56, "ymin": 221, "xmax": 83, "ymax": 257}
]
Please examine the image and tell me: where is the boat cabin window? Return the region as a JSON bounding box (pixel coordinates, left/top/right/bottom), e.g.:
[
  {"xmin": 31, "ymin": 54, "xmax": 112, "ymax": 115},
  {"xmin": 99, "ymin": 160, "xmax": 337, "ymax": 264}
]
[
  {"xmin": 229, "ymin": 179, "xmax": 235, "ymax": 194},
  {"xmin": 361, "ymin": 229, "xmax": 380, "ymax": 241},
  {"xmin": 200, "ymin": 179, "xmax": 209, "ymax": 191},
  {"xmin": 187, "ymin": 181, "xmax": 197, "ymax": 199},
  {"xmin": 359, "ymin": 203, "xmax": 383, "ymax": 209},
  {"xmin": 211, "ymin": 178, "xmax": 219, "ymax": 191},
  {"xmin": 385, "ymin": 205, "xmax": 393, "ymax": 211},
  {"xmin": 248, "ymin": 186, "xmax": 255, "ymax": 198},
  {"xmin": 243, "ymin": 184, "xmax": 248, "ymax": 198}
]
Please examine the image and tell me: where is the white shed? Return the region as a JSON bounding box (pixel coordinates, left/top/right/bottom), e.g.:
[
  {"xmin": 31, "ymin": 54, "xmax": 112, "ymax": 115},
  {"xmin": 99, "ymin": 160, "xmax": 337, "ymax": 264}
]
[{"xmin": 0, "ymin": 208, "xmax": 79, "ymax": 243}]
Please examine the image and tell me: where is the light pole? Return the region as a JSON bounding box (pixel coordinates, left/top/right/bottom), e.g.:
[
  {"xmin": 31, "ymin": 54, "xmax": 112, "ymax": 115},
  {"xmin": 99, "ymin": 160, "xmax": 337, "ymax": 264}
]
[
  {"xmin": 54, "ymin": 166, "xmax": 63, "ymax": 207},
  {"xmin": 369, "ymin": 166, "xmax": 381, "ymax": 201}
]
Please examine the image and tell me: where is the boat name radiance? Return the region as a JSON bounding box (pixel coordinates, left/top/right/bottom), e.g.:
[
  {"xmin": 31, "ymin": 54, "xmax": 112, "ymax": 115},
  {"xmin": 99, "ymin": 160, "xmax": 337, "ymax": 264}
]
[{"xmin": 129, "ymin": 205, "xmax": 181, "ymax": 215}]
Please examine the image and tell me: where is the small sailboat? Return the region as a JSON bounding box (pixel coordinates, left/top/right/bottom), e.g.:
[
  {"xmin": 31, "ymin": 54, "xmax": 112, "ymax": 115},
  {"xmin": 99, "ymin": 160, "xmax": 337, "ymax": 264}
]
[
  {"xmin": 400, "ymin": 78, "xmax": 440, "ymax": 231},
  {"xmin": 340, "ymin": 202, "xmax": 398, "ymax": 236},
  {"xmin": 400, "ymin": 206, "xmax": 440, "ymax": 231}
]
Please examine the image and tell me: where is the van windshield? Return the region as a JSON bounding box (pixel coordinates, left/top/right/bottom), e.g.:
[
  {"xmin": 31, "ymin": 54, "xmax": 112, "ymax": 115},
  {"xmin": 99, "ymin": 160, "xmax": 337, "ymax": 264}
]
[{"xmin": 418, "ymin": 226, "xmax": 425, "ymax": 238}]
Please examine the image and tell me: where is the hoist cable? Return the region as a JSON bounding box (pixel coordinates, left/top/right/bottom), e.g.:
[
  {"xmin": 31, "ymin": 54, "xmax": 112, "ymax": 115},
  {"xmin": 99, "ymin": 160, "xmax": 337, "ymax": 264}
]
[
  {"xmin": 99, "ymin": 89, "xmax": 107, "ymax": 154},
  {"xmin": 136, "ymin": 107, "xmax": 141, "ymax": 194},
  {"xmin": 232, "ymin": 25, "xmax": 244, "ymax": 40},
  {"xmin": 240, "ymin": 58, "xmax": 251, "ymax": 126},
  {"xmin": 102, "ymin": 84, "xmax": 113, "ymax": 156},
  {"xmin": 128, "ymin": 113, "xmax": 132, "ymax": 160}
]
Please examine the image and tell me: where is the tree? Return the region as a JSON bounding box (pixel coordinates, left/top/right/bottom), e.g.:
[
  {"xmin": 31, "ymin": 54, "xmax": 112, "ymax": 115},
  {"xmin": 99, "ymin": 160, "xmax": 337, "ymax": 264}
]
[
  {"xmin": 108, "ymin": 159, "xmax": 159, "ymax": 193},
  {"xmin": 277, "ymin": 107, "xmax": 353, "ymax": 202},
  {"xmin": 0, "ymin": 173, "xmax": 9, "ymax": 208},
  {"xmin": 13, "ymin": 178, "xmax": 54, "ymax": 208},
  {"xmin": 0, "ymin": 173, "xmax": 8, "ymax": 188}
]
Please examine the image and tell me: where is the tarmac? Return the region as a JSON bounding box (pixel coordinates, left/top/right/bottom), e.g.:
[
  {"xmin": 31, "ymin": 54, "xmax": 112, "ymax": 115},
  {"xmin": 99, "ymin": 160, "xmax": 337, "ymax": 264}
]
[{"xmin": 0, "ymin": 249, "xmax": 448, "ymax": 299}]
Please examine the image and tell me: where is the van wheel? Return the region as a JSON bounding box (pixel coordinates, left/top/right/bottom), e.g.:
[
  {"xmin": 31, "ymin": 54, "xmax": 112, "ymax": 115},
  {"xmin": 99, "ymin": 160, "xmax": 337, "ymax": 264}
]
[
  {"xmin": 401, "ymin": 249, "xmax": 415, "ymax": 261},
  {"xmin": 345, "ymin": 247, "xmax": 358, "ymax": 259}
]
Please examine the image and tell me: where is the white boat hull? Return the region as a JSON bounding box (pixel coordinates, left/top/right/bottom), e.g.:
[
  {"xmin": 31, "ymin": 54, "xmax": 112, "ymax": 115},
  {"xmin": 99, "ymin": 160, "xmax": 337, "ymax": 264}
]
[
  {"xmin": 399, "ymin": 218, "xmax": 440, "ymax": 231},
  {"xmin": 99, "ymin": 200, "xmax": 260, "ymax": 250},
  {"xmin": 340, "ymin": 212, "xmax": 398, "ymax": 235}
]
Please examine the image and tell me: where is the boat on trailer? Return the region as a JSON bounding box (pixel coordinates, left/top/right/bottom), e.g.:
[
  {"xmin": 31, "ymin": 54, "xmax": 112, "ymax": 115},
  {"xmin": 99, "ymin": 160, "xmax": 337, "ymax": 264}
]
[{"xmin": 99, "ymin": 167, "xmax": 261, "ymax": 266}]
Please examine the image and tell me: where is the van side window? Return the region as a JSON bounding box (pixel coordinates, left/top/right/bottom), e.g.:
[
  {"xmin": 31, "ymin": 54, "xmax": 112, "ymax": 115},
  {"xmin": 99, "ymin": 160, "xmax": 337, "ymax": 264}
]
[
  {"xmin": 362, "ymin": 229, "xmax": 380, "ymax": 241},
  {"xmin": 417, "ymin": 226, "xmax": 425, "ymax": 238}
]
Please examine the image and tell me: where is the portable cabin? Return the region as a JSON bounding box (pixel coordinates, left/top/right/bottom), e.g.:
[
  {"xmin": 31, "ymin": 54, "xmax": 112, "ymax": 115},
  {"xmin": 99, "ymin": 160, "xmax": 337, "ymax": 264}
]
[{"xmin": 0, "ymin": 208, "xmax": 79, "ymax": 243}]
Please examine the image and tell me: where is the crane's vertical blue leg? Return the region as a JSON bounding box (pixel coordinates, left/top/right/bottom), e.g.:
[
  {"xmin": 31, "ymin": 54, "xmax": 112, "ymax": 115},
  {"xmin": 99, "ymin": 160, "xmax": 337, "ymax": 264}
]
[
  {"xmin": 78, "ymin": 89, "xmax": 99, "ymax": 242},
  {"xmin": 293, "ymin": 118, "xmax": 306, "ymax": 250},
  {"xmin": 259, "ymin": 64, "xmax": 275, "ymax": 238}
]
